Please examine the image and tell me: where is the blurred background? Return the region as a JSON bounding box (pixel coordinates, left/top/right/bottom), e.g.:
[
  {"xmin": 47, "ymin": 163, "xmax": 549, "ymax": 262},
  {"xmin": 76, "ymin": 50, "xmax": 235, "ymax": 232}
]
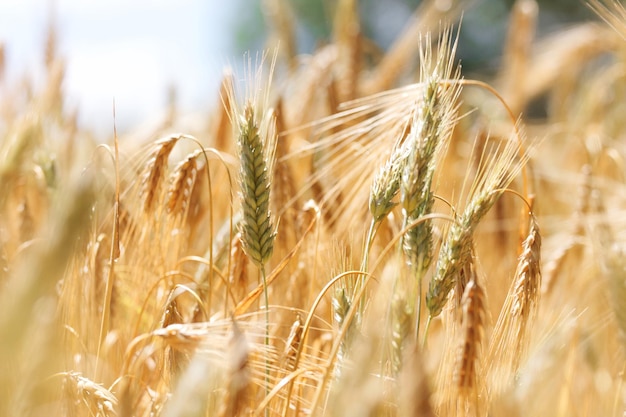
[{"xmin": 0, "ymin": 0, "xmax": 597, "ymax": 137}]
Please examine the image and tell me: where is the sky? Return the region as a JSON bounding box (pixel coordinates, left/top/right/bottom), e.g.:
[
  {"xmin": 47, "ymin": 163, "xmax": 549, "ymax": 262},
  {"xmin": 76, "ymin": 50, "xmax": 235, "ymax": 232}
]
[{"xmin": 0, "ymin": 0, "xmax": 240, "ymax": 134}]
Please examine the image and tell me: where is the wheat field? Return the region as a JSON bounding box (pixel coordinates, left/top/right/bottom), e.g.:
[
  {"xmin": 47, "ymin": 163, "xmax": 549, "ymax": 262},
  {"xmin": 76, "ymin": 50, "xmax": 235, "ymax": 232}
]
[{"xmin": 0, "ymin": 0, "xmax": 625, "ymax": 416}]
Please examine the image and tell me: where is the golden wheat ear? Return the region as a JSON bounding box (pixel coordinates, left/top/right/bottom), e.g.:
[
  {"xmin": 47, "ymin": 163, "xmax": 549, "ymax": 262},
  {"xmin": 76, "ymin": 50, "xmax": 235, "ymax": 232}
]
[
  {"xmin": 166, "ymin": 149, "xmax": 202, "ymax": 218},
  {"xmin": 139, "ymin": 135, "xmax": 179, "ymax": 214},
  {"xmin": 488, "ymin": 213, "xmax": 541, "ymax": 391},
  {"xmin": 453, "ymin": 274, "xmax": 487, "ymax": 415}
]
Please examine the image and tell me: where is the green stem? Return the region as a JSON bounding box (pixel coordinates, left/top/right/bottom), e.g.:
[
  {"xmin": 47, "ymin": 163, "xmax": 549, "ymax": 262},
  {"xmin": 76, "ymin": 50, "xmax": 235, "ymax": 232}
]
[
  {"xmin": 261, "ymin": 265, "xmax": 269, "ymax": 417},
  {"xmin": 422, "ymin": 314, "xmax": 433, "ymax": 349},
  {"xmin": 415, "ymin": 272, "xmax": 423, "ymax": 342},
  {"xmin": 357, "ymin": 219, "xmax": 378, "ymax": 313}
]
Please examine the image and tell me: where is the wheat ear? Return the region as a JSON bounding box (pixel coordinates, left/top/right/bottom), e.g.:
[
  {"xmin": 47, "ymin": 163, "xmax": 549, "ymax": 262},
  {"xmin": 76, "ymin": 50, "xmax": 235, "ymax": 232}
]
[
  {"xmin": 140, "ymin": 135, "xmax": 179, "ymax": 213},
  {"xmin": 166, "ymin": 149, "xmax": 202, "ymax": 216},
  {"xmin": 454, "ymin": 275, "xmax": 486, "ymax": 414},
  {"xmin": 427, "ymin": 134, "xmax": 526, "ymax": 319},
  {"xmin": 401, "ymin": 31, "xmax": 460, "ymax": 273},
  {"xmin": 63, "ymin": 372, "xmax": 118, "ymax": 417},
  {"xmin": 231, "ymin": 53, "xmax": 278, "ymax": 416},
  {"xmin": 396, "ymin": 31, "xmax": 462, "ymax": 343},
  {"xmin": 332, "ymin": 287, "xmax": 353, "ymax": 379},
  {"xmin": 369, "ymin": 142, "xmax": 407, "ymax": 224},
  {"xmin": 488, "ymin": 213, "xmax": 541, "ymax": 389},
  {"xmin": 237, "ymin": 104, "xmax": 276, "ymax": 269}
]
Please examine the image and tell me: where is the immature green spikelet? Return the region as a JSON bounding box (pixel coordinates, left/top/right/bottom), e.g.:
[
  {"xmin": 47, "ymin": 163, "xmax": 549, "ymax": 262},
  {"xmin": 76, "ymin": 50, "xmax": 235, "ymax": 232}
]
[
  {"xmin": 427, "ymin": 136, "xmax": 526, "ymax": 318},
  {"xmin": 369, "ymin": 143, "xmax": 407, "ymax": 223},
  {"xmin": 237, "ymin": 103, "xmax": 276, "ymax": 268},
  {"xmin": 332, "ymin": 287, "xmax": 356, "ymax": 379},
  {"xmin": 401, "ymin": 32, "xmax": 461, "ymax": 274}
]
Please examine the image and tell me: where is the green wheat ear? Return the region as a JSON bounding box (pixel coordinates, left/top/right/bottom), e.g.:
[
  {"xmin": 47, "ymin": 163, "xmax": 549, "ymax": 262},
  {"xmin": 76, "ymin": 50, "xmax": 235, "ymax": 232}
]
[{"xmin": 237, "ymin": 103, "xmax": 275, "ymax": 269}]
